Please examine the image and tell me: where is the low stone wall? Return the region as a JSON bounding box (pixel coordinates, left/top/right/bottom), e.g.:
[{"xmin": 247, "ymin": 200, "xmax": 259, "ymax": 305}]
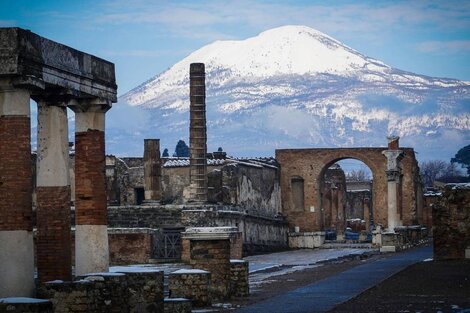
[
  {"xmin": 0, "ymin": 298, "xmax": 52, "ymax": 313},
  {"xmin": 169, "ymin": 269, "xmax": 211, "ymax": 307},
  {"xmin": 433, "ymin": 184, "xmax": 470, "ymax": 260},
  {"xmin": 288, "ymin": 232, "xmax": 325, "ymax": 248},
  {"xmin": 37, "ymin": 269, "xmax": 164, "ymax": 313},
  {"xmin": 182, "ymin": 208, "xmax": 288, "ymax": 255},
  {"xmin": 230, "ymin": 260, "xmax": 249, "ymax": 297},
  {"xmin": 107, "ymin": 205, "xmax": 183, "ymax": 228}
]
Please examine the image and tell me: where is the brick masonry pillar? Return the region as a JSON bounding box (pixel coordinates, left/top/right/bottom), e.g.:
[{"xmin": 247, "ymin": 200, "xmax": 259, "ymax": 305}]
[
  {"xmin": 73, "ymin": 102, "xmax": 110, "ymax": 275},
  {"xmin": 182, "ymin": 227, "xmax": 238, "ymax": 300},
  {"xmin": 143, "ymin": 139, "xmax": 162, "ymax": 203},
  {"xmin": 35, "ymin": 99, "xmax": 72, "ymax": 283},
  {"xmin": 0, "ymin": 83, "xmax": 35, "ymax": 297}
]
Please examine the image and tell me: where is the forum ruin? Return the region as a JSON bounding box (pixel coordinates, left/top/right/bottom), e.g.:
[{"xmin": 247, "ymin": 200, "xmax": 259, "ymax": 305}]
[{"xmin": 1, "ymin": 28, "xmax": 469, "ymax": 312}]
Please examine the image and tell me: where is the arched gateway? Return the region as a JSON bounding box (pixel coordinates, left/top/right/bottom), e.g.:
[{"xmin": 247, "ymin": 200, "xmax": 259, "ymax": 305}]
[{"xmin": 275, "ymin": 138, "xmax": 422, "ymax": 233}]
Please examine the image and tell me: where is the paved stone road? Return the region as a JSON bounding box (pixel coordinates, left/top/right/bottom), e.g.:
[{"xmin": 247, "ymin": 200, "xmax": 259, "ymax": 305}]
[{"xmin": 235, "ymin": 246, "xmax": 432, "ymax": 313}]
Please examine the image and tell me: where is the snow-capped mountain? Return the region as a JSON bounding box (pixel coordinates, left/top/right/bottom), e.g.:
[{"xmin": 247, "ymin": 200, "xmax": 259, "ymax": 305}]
[{"xmin": 110, "ymin": 25, "xmax": 470, "ymax": 160}]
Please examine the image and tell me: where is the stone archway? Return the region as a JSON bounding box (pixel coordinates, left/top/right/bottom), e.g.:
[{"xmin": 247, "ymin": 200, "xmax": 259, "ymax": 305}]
[{"xmin": 276, "ymin": 145, "xmax": 421, "ymax": 233}]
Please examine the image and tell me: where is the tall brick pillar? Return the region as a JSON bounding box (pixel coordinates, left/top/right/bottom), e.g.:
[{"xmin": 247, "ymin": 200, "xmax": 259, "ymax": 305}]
[
  {"xmin": 0, "ymin": 82, "xmax": 35, "ymax": 297},
  {"xmin": 72, "ymin": 101, "xmax": 110, "ymax": 275},
  {"xmin": 382, "ymin": 136, "xmax": 403, "ymax": 231},
  {"xmin": 189, "ymin": 63, "xmax": 208, "ymax": 202},
  {"xmin": 143, "ymin": 139, "xmax": 162, "ymax": 203},
  {"xmin": 35, "ymin": 98, "xmax": 72, "ymax": 282}
]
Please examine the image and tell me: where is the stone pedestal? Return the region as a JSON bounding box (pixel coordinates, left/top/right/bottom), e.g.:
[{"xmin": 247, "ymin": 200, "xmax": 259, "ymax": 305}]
[
  {"xmin": 181, "ymin": 227, "xmax": 235, "ymax": 300},
  {"xmin": 0, "ymin": 84, "xmax": 35, "ymax": 297},
  {"xmin": 36, "ymin": 99, "xmax": 72, "ymax": 283},
  {"xmin": 169, "ymin": 269, "xmax": 211, "ymax": 307},
  {"xmin": 73, "ymin": 102, "xmax": 110, "ymax": 275}
]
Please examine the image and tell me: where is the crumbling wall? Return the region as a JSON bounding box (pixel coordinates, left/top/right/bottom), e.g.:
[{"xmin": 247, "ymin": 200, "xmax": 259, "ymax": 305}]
[
  {"xmin": 221, "ymin": 163, "xmax": 280, "ymax": 217},
  {"xmin": 433, "ymin": 184, "xmax": 470, "ymax": 260}
]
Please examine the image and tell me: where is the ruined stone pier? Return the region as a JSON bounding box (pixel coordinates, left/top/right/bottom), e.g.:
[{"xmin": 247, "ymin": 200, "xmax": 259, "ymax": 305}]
[
  {"xmin": 143, "ymin": 138, "xmax": 162, "ymax": 203},
  {"xmin": 382, "ymin": 136, "xmax": 404, "ymax": 232},
  {"xmin": 0, "ymin": 27, "xmax": 117, "ymax": 295},
  {"xmin": 189, "ymin": 63, "xmax": 208, "ymax": 202}
]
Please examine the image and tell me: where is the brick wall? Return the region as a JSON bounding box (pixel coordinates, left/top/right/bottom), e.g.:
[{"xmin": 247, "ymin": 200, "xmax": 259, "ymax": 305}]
[
  {"xmin": 276, "ymin": 147, "xmax": 420, "ymax": 232},
  {"xmin": 75, "ymin": 130, "xmax": 106, "ymax": 225},
  {"xmin": 36, "ymin": 186, "xmax": 72, "ymax": 282},
  {"xmin": 230, "ymin": 260, "xmax": 249, "ymax": 297},
  {"xmin": 169, "ymin": 270, "xmax": 211, "ymax": 307},
  {"xmin": 109, "ymin": 230, "xmax": 152, "ymax": 264},
  {"xmin": 0, "ymin": 116, "xmax": 32, "ymax": 231}
]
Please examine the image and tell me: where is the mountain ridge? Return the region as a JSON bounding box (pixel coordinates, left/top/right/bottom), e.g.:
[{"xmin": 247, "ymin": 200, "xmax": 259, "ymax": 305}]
[{"xmin": 108, "ymin": 25, "xmax": 469, "ymax": 160}]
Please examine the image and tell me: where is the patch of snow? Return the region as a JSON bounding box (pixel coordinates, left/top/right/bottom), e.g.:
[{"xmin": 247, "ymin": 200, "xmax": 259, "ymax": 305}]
[
  {"xmin": 422, "ymin": 258, "xmax": 433, "ymax": 262},
  {"xmin": 0, "ymin": 297, "xmax": 50, "ymax": 304},
  {"xmin": 110, "ymin": 266, "xmax": 163, "ymax": 273},
  {"xmin": 172, "ymin": 269, "xmax": 210, "ymax": 274}
]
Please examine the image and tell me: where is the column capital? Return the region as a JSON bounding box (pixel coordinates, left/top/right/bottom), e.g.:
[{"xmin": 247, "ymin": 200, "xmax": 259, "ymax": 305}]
[
  {"xmin": 68, "ymin": 97, "xmax": 112, "ymax": 114},
  {"xmin": 382, "ymin": 149, "xmax": 404, "ymax": 171},
  {"xmin": 386, "ymin": 170, "xmax": 401, "ymax": 182}
]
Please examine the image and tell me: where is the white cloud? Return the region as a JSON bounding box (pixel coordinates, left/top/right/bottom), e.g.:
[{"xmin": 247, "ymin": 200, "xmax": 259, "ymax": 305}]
[{"xmin": 415, "ymin": 40, "xmax": 470, "ymax": 54}]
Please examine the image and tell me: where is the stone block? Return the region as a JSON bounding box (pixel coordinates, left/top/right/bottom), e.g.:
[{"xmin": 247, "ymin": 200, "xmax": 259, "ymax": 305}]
[
  {"xmin": 169, "ymin": 269, "xmax": 211, "ymax": 307},
  {"xmin": 230, "ymin": 260, "xmax": 249, "ymax": 297},
  {"xmin": 163, "ymin": 298, "xmax": 191, "ymax": 313},
  {"xmin": 110, "ymin": 268, "xmax": 164, "ymax": 313},
  {"xmin": 0, "ymin": 298, "xmax": 52, "ymax": 313}
]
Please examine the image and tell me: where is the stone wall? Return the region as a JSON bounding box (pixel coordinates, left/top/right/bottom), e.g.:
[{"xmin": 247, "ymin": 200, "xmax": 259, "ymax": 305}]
[
  {"xmin": 169, "ymin": 269, "xmax": 211, "ymax": 307},
  {"xmin": 107, "ymin": 205, "xmax": 182, "ymax": 228},
  {"xmin": 108, "ymin": 228, "xmax": 153, "ymax": 264},
  {"xmin": 181, "ymin": 207, "xmax": 288, "ymax": 255},
  {"xmin": 433, "ymin": 184, "xmax": 470, "ymax": 260},
  {"xmin": 230, "ymin": 260, "xmax": 249, "ymax": 297}
]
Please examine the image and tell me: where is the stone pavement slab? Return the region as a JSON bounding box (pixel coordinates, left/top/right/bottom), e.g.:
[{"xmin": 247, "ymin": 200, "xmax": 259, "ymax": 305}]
[{"xmin": 235, "ymin": 245, "xmax": 432, "ymax": 313}]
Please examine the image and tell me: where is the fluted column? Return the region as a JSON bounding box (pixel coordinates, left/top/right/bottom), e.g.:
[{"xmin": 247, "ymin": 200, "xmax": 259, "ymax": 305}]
[
  {"xmin": 72, "ymin": 100, "xmax": 110, "ymax": 275},
  {"xmin": 0, "ymin": 81, "xmax": 34, "ymax": 297},
  {"xmin": 35, "ymin": 97, "xmax": 72, "ymax": 283}
]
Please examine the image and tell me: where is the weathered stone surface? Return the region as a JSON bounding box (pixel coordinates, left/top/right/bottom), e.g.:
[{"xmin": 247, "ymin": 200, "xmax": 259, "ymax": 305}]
[
  {"xmin": 0, "ymin": 298, "xmax": 52, "ymax": 313},
  {"xmin": 169, "ymin": 270, "xmax": 211, "ymax": 307},
  {"xmin": 108, "ymin": 228, "xmax": 153, "ymax": 264},
  {"xmin": 163, "ymin": 298, "xmax": 191, "ymax": 313},
  {"xmin": 0, "ymin": 28, "xmax": 117, "ymax": 102},
  {"xmin": 433, "ymin": 185, "xmax": 470, "ymax": 260},
  {"xmin": 230, "ymin": 260, "xmax": 249, "ymax": 297},
  {"xmin": 112, "ymin": 269, "xmax": 164, "ymax": 313}
]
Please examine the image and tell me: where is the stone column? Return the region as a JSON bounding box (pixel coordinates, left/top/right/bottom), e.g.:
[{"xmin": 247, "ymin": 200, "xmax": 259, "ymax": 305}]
[
  {"xmin": 0, "ymin": 82, "xmax": 35, "ymax": 297},
  {"xmin": 35, "ymin": 98, "xmax": 72, "ymax": 283},
  {"xmin": 143, "ymin": 139, "xmax": 162, "ymax": 203},
  {"xmin": 382, "ymin": 136, "xmax": 403, "ymax": 232},
  {"xmin": 189, "ymin": 63, "xmax": 207, "ymax": 202},
  {"xmin": 72, "ymin": 100, "xmax": 110, "ymax": 275},
  {"xmin": 364, "ymin": 196, "xmax": 371, "ymax": 230}
]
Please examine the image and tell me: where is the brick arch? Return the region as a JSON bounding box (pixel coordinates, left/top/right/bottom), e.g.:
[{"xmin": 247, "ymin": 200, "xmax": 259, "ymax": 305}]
[{"xmin": 276, "ymin": 147, "xmax": 420, "ymax": 232}]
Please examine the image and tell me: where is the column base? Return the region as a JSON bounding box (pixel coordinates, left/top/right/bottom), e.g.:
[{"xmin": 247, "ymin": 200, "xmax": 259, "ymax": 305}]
[
  {"xmin": 75, "ymin": 225, "xmax": 109, "ymax": 276},
  {"xmin": 0, "ymin": 230, "xmax": 35, "ymax": 297}
]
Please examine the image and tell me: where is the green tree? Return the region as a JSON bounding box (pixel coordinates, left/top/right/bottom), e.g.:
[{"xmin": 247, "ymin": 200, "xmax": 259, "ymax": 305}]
[
  {"xmin": 162, "ymin": 148, "xmax": 169, "ymax": 157},
  {"xmin": 451, "ymin": 144, "xmax": 470, "ymax": 176},
  {"xmin": 173, "ymin": 140, "xmax": 189, "ymax": 157}
]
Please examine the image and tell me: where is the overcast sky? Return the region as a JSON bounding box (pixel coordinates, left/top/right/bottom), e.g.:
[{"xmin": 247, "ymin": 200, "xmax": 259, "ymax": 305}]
[{"xmin": 2, "ymin": 0, "xmax": 470, "ymax": 96}]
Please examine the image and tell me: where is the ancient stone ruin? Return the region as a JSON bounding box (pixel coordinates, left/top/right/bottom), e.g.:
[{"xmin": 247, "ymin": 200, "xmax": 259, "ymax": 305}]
[{"xmin": 2, "ymin": 26, "xmax": 467, "ymax": 313}]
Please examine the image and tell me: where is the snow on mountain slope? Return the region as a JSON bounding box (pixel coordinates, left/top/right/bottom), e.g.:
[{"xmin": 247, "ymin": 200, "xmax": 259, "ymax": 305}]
[{"xmin": 111, "ymin": 25, "xmax": 470, "ymax": 159}]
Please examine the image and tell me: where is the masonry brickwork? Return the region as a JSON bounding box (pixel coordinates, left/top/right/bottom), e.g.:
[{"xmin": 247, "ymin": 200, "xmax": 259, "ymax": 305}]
[
  {"xmin": 0, "ymin": 116, "xmax": 32, "ymax": 231},
  {"xmin": 36, "ymin": 186, "xmax": 72, "ymax": 282},
  {"xmin": 276, "ymin": 147, "xmax": 421, "ymax": 232},
  {"xmin": 230, "ymin": 260, "xmax": 249, "ymax": 297},
  {"xmin": 75, "ymin": 130, "xmax": 107, "ymax": 225},
  {"xmin": 169, "ymin": 270, "xmax": 211, "ymax": 307}
]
